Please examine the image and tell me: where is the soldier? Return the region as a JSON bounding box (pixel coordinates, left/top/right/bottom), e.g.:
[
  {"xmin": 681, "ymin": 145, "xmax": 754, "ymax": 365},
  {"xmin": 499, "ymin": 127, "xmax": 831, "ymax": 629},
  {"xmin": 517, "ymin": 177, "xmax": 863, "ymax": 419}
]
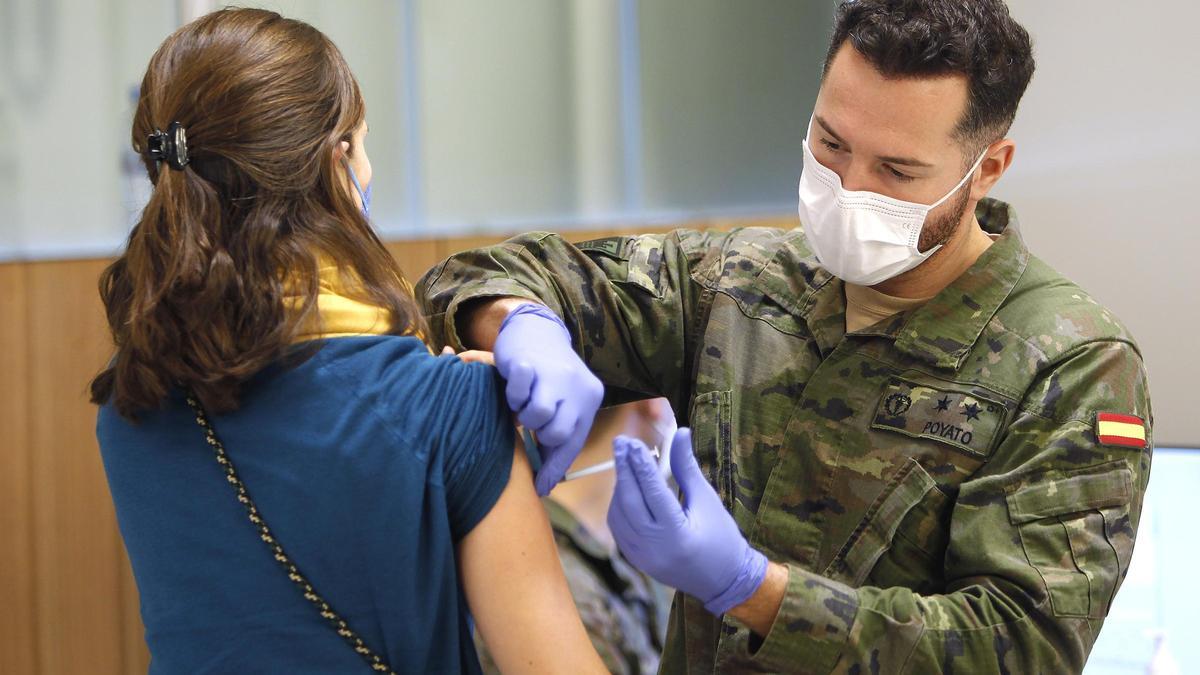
[{"xmin": 417, "ymin": 0, "xmax": 1152, "ymax": 672}]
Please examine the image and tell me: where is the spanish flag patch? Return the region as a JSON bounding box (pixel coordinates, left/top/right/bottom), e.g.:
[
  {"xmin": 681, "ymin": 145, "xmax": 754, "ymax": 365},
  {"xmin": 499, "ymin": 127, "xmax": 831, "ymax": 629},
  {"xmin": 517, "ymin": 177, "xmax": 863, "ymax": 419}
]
[{"xmin": 1096, "ymin": 412, "xmax": 1147, "ymax": 449}]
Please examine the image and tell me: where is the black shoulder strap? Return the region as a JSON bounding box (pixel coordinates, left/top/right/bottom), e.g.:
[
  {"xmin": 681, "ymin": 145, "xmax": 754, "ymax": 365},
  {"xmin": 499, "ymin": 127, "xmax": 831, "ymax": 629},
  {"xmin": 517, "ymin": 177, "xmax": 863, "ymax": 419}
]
[{"xmin": 186, "ymin": 395, "xmax": 396, "ymax": 674}]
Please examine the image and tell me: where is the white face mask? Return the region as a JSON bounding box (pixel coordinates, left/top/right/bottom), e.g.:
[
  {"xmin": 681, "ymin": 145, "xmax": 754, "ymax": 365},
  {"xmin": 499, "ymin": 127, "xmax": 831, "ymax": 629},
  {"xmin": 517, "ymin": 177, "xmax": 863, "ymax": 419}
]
[{"xmin": 797, "ymin": 123, "xmax": 987, "ymax": 286}]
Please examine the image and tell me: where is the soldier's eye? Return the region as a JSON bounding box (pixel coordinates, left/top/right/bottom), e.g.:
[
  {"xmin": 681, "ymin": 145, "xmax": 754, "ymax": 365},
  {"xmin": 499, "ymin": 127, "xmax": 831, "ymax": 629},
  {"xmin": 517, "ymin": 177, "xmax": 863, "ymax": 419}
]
[
  {"xmin": 819, "ymin": 138, "xmax": 843, "ymax": 153},
  {"xmin": 885, "ymin": 164, "xmax": 915, "ymax": 183}
]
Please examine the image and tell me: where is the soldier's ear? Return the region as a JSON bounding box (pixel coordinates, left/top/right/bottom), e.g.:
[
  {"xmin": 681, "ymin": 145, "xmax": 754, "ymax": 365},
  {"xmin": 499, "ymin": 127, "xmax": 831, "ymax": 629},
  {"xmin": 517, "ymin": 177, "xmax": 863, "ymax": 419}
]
[{"xmin": 970, "ymin": 139, "xmax": 1015, "ymax": 202}]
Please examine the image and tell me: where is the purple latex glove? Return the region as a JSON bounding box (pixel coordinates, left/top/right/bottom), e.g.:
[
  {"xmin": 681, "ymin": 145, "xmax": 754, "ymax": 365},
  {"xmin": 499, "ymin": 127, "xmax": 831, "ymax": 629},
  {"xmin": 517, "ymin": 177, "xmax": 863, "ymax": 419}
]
[
  {"xmin": 608, "ymin": 428, "xmax": 768, "ymax": 616},
  {"xmin": 493, "ymin": 303, "xmax": 604, "ymax": 496}
]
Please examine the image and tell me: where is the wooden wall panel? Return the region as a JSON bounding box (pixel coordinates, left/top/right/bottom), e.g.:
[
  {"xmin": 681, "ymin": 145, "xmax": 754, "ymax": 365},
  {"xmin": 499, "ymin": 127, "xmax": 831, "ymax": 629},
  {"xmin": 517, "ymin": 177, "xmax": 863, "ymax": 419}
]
[
  {"xmin": 385, "ymin": 239, "xmax": 442, "ymax": 285},
  {"xmin": 437, "ymin": 234, "xmax": 512, "ymax": 261},
  {"xmin": 0, "ymin": 263, "xmax": 38, "ymax": 675},
  {"xmin": 26, "ymin": 259, "xmax": 130, "ymax": 674},
  {"xmin": 428, "ymin": 215, "xmax": 795, "ymax": 265}
]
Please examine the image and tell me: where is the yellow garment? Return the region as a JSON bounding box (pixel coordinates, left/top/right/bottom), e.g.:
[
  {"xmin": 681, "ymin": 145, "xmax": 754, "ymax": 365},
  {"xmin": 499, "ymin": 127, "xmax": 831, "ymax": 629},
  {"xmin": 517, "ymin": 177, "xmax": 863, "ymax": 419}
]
[
  {"xmin": 844, "ymin": 283, "xmax": 933, "ymax": 333},
  {"xmin": 285, "ymin": 259, "xmax": 412, "ymax": 343}
]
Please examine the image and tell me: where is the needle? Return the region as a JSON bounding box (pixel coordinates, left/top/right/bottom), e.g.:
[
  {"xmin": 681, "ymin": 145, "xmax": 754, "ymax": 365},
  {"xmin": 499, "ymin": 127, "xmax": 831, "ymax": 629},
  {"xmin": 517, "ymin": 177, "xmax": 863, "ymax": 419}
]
[{"xmin": 563, "ymin": 446, "xmax": 659, "ymax": 482}]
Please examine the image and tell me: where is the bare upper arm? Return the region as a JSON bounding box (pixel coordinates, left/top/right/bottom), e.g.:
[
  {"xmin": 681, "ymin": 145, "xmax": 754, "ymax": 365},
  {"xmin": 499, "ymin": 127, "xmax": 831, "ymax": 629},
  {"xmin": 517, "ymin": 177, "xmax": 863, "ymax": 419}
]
[{"xmin": 457, "ymin": 439, "xmax": 606, "ymax": 674}]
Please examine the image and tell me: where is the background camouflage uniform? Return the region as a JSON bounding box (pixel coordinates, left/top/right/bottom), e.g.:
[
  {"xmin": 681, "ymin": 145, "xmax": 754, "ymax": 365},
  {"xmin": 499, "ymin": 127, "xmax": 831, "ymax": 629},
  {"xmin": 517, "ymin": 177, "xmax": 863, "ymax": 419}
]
[
  {"xmin": 475, "ymin": 498, "xmax": 670, "ymax": 674},
  {"xmin": 420, "ymin": 198, "xmax": 1153, "ymax": 674}
]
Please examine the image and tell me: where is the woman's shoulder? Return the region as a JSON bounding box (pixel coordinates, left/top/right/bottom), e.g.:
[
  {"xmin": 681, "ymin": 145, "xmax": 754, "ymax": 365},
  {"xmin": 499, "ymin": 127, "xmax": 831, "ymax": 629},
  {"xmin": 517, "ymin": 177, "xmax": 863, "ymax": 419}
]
[
  {"xmin": 311, "ymin": 336, "xmax": 494, "ymax": 391},
  {"xmin": 309, "ymin": 335, "xmax": 508, "ymax": 432},
  {"xmin": 307, "ymin": 334, "xmax": 430, "ymax": 369}
]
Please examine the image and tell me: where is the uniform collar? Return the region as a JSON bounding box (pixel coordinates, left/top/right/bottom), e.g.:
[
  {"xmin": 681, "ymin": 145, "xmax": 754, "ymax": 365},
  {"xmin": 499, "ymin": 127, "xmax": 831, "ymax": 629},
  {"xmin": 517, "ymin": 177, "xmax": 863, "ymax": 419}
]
[
  {"xmin": 875, "ymin": 198, "xmax": 1029, "ymax": 370},
  {"xmin": 756, "ymin": 232, "xmax": 844, "ymax": 355},
  {"xmin": 759, "ymin": 198, "xmax": 1027, "ymax": 368}
]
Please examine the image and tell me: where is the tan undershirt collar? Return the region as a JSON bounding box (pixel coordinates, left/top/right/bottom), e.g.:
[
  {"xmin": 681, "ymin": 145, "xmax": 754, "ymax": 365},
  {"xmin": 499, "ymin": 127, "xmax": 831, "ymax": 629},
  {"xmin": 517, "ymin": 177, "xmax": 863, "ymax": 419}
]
[
  {"xmin": 845, "ymin": 232, "xmax": 1000, "ymax": 333},
  {"xmin": 844, "ymin": 283, "xmax": 933, "ymax": 333}
]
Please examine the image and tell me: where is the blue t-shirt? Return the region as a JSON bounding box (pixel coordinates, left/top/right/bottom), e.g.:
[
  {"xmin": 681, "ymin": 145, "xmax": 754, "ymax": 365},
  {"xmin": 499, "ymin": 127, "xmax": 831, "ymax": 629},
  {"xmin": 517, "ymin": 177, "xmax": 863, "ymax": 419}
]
[{"xmin": 97, "ymin": 336, "xmax": 514, "ymax": 674}]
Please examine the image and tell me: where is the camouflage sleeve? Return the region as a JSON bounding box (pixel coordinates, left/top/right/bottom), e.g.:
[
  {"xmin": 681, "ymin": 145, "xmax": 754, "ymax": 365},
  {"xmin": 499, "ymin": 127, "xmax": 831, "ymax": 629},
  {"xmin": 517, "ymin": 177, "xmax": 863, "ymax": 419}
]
[
  {"xmin": 744, "ymin": 339, "xmax": 1152, "ymax": 674},
  {"xmin": 557, "ymin": 546, "xmax": 638, "ymax": 674},
  {"xmin": 416, "ymin": 230, "xmax": 726, "ymax": 410}
]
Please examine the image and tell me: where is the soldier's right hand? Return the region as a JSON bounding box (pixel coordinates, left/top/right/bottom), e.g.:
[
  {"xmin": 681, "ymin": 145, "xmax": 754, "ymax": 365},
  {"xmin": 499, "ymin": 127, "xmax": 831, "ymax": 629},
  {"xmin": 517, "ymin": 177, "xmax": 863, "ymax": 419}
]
[{"xmin": 493, "ymin": 303, "xmax": 604, "ymax": 496}]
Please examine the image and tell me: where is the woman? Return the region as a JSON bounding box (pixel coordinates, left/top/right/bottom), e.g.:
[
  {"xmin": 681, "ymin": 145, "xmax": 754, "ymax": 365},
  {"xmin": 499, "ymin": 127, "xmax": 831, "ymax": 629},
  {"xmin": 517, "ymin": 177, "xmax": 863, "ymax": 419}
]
[{"xmin": 92, "ymin": 8, "xmax": 603, "ymax": 674}]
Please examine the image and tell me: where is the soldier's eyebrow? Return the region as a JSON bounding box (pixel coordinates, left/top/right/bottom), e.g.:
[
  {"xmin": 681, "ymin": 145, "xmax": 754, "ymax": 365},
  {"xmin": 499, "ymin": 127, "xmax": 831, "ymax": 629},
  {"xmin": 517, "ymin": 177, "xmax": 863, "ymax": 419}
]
[
  {"xmin": 878, "ymin": 153, "xmax": 934, "ymax": 168},
  {"xmin": 814, "ymin": 116, "xmax": 849, "ymax": 148},
  {"xmin": 815, "ymin": 115, "xmax": 935, "ymax": 169}
]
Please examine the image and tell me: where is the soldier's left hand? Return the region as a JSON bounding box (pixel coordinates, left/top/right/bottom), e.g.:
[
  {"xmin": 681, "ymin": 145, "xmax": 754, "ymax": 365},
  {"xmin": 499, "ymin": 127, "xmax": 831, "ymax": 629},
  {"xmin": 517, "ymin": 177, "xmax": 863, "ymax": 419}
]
[{"xmin": 608, "ymin": 428, "xmax": 768, "ymax": 616}]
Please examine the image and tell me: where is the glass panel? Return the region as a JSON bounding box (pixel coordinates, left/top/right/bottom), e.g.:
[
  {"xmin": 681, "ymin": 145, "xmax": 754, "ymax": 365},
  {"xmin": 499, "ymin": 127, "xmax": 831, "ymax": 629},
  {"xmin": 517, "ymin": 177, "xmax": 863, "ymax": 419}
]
[
  {"xmin": 0, "ymin": 0, "xmax": 175, "ymax": 258},
  {"xmin": 413, "ymin": 0, "xmax": 580, "ymax": 229},
  {"xmin": 0, "ymin": 0, "xmax": 835, "ymax": 256},
  {"xmin": 637, "ymin": 0, "xmax": 834, "ymax": 213}
]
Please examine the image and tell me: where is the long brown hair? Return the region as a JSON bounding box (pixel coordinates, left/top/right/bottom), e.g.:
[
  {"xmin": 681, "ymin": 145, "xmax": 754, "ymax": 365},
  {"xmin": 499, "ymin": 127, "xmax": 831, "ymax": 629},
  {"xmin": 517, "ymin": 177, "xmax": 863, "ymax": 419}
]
[{"xmin": 91, "ymin": 8, "xmax": 429, "ymax": 419}]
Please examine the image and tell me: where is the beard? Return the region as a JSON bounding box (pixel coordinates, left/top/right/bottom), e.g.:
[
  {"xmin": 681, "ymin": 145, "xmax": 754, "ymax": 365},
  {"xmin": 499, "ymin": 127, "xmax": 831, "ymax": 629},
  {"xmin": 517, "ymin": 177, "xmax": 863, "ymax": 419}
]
[{"xmin": 916, "ymin": 180, "xmax": 973, "ymax": 253}]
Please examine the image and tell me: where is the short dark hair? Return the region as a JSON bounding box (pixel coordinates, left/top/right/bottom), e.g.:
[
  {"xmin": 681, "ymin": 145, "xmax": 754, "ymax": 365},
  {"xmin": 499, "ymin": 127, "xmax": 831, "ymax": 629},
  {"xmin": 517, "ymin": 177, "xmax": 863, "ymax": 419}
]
[{"xmin": 824, "ymin": 0, "xmax": 1035, "ymax": 150}]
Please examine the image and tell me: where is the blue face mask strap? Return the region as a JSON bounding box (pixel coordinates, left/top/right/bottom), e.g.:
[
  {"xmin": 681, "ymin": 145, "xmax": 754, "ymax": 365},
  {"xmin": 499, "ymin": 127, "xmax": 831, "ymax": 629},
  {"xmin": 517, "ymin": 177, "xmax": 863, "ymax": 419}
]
[
  {"xmin": 344, "ymin": 161, "xmax": 370, "ymax": 218},
  {"xmin": 521, "ymin": 427, "xmax": 543, "ymax": 473}
]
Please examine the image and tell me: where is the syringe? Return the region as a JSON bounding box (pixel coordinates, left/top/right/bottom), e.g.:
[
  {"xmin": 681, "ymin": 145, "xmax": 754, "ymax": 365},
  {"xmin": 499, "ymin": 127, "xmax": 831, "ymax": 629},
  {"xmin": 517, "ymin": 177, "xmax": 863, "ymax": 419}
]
[{"xmin": 563, "ymin": 446, "xmax": 660, "ymax": 482}]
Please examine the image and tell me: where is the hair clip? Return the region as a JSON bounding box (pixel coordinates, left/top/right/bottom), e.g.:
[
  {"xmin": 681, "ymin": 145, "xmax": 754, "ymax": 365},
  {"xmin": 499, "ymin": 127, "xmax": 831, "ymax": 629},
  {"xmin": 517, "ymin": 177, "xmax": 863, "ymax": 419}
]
[{"xmin": 147, "ymin": 121, "xmax": 190, "ymax": 170}]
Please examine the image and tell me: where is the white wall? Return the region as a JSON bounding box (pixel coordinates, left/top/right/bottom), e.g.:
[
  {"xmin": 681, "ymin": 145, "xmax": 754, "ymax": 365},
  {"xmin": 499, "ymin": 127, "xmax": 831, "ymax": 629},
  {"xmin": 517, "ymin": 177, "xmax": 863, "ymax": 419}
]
[
  {"xmin": 415, "ymin": 0, "xmax": 578, "ymax": 227},
  {"xmin": 999, "ymin": 0, "xmax": 1200, "ymax": 445}
]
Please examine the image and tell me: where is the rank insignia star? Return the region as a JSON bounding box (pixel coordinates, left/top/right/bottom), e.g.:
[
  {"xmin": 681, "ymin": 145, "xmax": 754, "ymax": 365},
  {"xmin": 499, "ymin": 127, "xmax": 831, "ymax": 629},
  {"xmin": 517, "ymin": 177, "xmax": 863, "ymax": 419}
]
[
  {"xmin": 935, "ymin": 396, "xmax": 951, "ymax": 412},
  {"xmin": 961, "ymin": 402, "xmax": 982, "ymax": 421}
]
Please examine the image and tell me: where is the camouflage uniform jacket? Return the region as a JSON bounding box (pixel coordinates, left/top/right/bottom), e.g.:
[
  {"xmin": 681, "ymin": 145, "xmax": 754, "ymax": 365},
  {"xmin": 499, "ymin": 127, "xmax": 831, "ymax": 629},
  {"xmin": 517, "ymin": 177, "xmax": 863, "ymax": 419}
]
[
  {"xmin": 475, "ymin": 498, "xmax": 670, "ymax": 674},
  {"xmin": 418, "ymin": 198, "xmax": 1153, "ymax": 674}
]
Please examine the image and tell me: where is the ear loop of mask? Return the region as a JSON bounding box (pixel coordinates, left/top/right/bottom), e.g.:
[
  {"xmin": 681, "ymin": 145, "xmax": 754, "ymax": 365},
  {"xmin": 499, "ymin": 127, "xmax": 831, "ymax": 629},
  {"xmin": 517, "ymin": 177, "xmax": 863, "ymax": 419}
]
[
  {"xmin": 927, "ymin": 149, "xmax": 989, "ymax": 212},
  {"xmin": 344, "ymin": 160, "xmax": 370, "ymax": 218}
]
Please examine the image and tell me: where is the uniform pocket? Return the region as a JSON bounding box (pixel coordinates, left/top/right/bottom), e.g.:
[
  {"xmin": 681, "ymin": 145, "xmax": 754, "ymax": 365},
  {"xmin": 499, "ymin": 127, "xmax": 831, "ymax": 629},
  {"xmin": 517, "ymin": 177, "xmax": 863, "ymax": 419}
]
[
  {"xmin": 824, "ymin": 458, "xmax": 940, "ymax": 587},
  {"xmin": 1005, "ymin": 460, "xmax": 1133, "ymax": 619},
  {"xmin": 868, "ymin": 474, "xmax": 952, "ymax": 594},
  {"xmin": 578, "ymin": 235, "xmax": 666, "ymax": 298},
  {"xmin": 689, "ymin": 390, "xmax": 734, "ymax": 511}
]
